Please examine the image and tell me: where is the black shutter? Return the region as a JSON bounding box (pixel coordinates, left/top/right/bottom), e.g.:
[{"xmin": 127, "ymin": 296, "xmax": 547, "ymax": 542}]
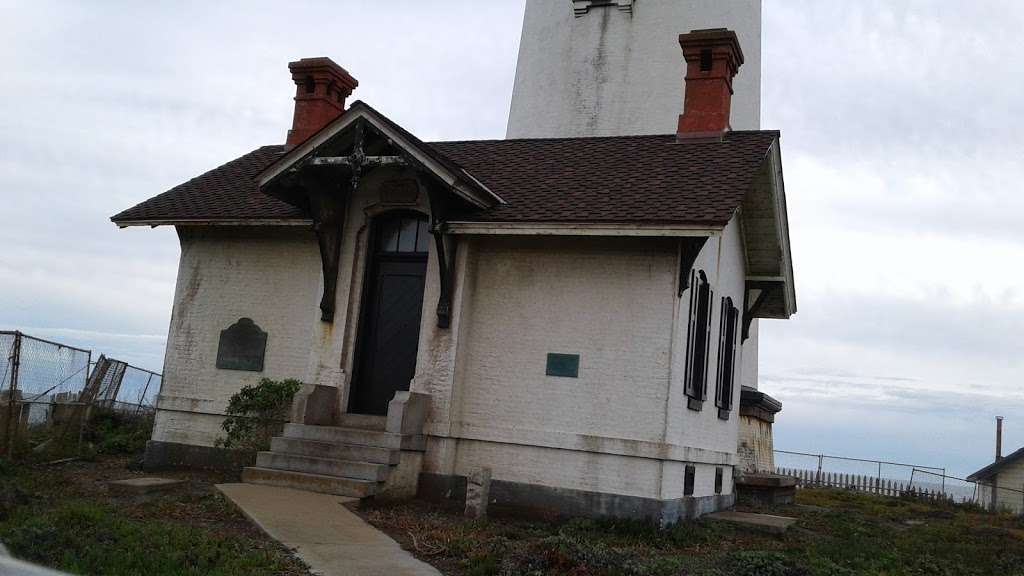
[
  {"xmin": 685, "ymin": 271, "xmax": 713, "ymax": 410},
  {"xmin": 716, "ymin": 298, "xmax": 739, "ymax": 419}
]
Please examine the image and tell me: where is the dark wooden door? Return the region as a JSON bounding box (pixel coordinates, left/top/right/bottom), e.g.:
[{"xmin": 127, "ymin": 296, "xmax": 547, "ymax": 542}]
[{"xmin": 350, "ymin": 214, "xmax": 430, "ymax": 415}]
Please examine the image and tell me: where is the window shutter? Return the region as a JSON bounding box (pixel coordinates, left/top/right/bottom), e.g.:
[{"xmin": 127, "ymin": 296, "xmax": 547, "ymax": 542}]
[
  {"xmin": 685, "ymin": 271, "xmax": 714, "ymax": 408},
  {"xmin": 701, "ymin": 285, "xmax": 713, "ymax": 400},
  {"xmin": 684, "ymin": 270, "xmax": 700, "ymax": 399}
]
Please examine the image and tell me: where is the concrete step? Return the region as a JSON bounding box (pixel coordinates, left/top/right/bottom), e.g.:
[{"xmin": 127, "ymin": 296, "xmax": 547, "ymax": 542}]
[
  {"xmin": 336, "ymin": 413, "xmax": 386, "ymax": 431},
  {"xmin": 283, "ymin": 423, "xmax": 426, "ymax": 451},
  {"xmin": 256, "ymin": 452, "xmax": 390, "ymax": 482},
  {"xmin": 242, "ymin": 467, "xmax": 377, "ymax": 498},
  {"xmin": 270, "ymin": 436, "xmax": 398, "ymax": 465}
]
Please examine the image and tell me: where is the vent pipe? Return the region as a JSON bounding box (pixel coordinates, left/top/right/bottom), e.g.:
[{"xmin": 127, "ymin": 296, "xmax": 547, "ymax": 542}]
[{"xmin": 996, "ymin": 416, "xmax": 1004, "ymax": 461}]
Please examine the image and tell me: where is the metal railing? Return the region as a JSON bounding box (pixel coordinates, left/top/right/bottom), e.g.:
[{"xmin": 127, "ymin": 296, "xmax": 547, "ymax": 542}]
[
  {"xmin": 775, "ymin": 448, "xmax": 946, "ymax": 491},
  {"xmin": 775, "ymin": 449, "xmax": 1024, "ymax": 510}
]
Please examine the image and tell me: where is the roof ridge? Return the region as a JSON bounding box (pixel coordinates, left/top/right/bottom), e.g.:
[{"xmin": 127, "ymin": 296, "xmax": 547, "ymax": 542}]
[{"xmin": 430, "ymin": 130, "xmax": 779, "ymax": 146}]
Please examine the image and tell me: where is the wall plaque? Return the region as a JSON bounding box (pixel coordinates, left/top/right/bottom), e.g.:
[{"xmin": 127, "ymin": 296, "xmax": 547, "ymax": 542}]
[
  {"xmin": 380, "ymin": 178, "xmax": 419, "ymax": 205},
  {"xmin": 545, "ymin": 353, "xmax": 579, "ymax": 378},
  {"xmin": 216, "ymin": 318, "xmax": 267, "ymax": 372}
]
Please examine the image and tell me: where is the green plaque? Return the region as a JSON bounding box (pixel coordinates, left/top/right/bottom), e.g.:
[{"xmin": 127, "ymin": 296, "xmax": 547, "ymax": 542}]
[{"xmin": 545, "ymin": 353, "xmax": 579, "ymax": 378}]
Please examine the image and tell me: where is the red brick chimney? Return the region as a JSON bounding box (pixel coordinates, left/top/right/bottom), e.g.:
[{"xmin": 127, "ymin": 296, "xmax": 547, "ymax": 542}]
[
  {"xmin": 677, "ymin": 29, "xmax": 744, "ymax": 138},
  {"xmin": 286, "ymin": 57, "xmax": 359, "ymax": 148}
]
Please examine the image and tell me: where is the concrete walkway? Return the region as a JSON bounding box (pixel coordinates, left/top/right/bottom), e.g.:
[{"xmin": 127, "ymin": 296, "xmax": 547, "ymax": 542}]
[{"xmin": 217, "ymin": 483, "xmax": 441, "ymax": 576}]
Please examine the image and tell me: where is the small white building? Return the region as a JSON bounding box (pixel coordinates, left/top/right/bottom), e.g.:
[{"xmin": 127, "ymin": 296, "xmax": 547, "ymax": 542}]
[
  {"xmin": 969, "ymin": 447, "xmax": 1024, "ymax": 514},
  {"xmin": 113, "ymin": 25, "xmax": 795, "ymax": 523}
]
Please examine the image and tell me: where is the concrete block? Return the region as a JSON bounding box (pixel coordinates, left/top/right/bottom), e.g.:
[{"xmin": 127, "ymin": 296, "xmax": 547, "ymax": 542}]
[
  {"xmin": 735, "ymin": 473, "xmax": 796, "ymax": 507},
  {"xmin": 242, "ymin": 466, "xmax": 377, "ymax": 498},
  {"xmin": 706, "ymin": 511, "xmax": 796, "ymax": 534},
  {"xmin": 290, "ymin": 384, "xmax": 338, "ymax": 426},
  {"xmin": 336, "ymin": 413, "xmax": 386, "ymax": 431},
  {"xmin": 107, "ymin": 477, "xmax": 185, "ymax": 495},
  {"xmin": 270, "ymin": 437, "xmax": 398, "ymax": 465},
  {"xmin": 284, "ymin": 423, "xmax": 425, "ymax": 451},
  {"xmin": 255, "ymin": 452, "xmax": 389, "ymax": 481},
  {"xmin": 379, "ymin": 451, "xmax": 424, "ymax": 501},
  {"xmin": 386, "ymin": 391, "xmax": 430, "ymax": 436},
  {"xmin": 465, "ymin": 468, "xmax": 492, "ymax": 519}
]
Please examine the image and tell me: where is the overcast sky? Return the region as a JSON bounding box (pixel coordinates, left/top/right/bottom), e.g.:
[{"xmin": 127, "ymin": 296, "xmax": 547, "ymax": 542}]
[{"xmin": 2, "ymin": 0, "xmax": 1022, "ymax": 478}]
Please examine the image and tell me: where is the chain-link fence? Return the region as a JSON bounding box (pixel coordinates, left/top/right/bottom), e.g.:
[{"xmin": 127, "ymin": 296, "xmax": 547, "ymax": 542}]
[
  {"xmin": 93, "ymin": 359, "xmax": 162, "ymax": 414},
  {"xmin": 1, "ymin": 330, "xmax": 162, "ymax": 458}
]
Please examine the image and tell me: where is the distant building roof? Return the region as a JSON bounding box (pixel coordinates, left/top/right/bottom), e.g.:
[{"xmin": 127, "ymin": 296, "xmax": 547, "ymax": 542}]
[{"xmin": 967, "ymin": 447, "xmax": 1024, "ymax": 482}]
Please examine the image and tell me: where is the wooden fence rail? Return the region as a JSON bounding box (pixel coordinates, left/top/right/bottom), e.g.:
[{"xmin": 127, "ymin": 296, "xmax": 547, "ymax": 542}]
[{"xmin": 775, "ymin": 467, "xmax": 955, "ymax": 503}]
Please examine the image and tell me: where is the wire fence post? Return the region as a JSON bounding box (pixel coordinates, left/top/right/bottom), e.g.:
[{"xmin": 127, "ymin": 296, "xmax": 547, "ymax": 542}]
[
  {"xmin": 816, "ymin": 454, "xmax": 823, "ymax": 483},
  {"xmin": 6, "ymin": 331, "xmax": 22, "ymax": 458},
  {"xmin": 135, "ymin": 373, "xmax": 154, "ymax": 417}
]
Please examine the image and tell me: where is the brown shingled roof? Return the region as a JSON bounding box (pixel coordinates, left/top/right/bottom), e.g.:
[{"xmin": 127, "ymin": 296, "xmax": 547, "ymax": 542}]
[
  {"xmin": 112, "ymin": 146, "xmax": 303, "ymax": 223},
  {"xmin": 112, "ymin": 120, "xmax": 778, "ymax": 226},
  {"xmin": 434, "ymin": 131, "xmax": 777, "ymax": 225}
]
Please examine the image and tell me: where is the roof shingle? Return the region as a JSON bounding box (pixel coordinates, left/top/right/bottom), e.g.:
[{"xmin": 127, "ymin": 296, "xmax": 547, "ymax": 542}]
[{"xmin": 112, "ymin": 128, "xmax": 778, "ymax": 227}]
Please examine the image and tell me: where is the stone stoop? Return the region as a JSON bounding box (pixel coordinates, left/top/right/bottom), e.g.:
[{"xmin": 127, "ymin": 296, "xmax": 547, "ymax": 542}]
[{"xmin": 242, "ymin": 392, "xmax": 431, "ymax": 499}]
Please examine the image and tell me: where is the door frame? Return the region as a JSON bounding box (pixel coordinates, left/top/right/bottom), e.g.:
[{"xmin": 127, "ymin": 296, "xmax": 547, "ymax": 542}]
[{"xmin": 347, "ymin": 209, "xmax": 430, "ymax": 415}]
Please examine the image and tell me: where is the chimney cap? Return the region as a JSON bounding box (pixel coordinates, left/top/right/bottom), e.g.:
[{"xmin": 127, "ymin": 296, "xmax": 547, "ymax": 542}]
[
  {"xmin": 288, "ymin": 56, "xmax": 358, "ymax": 91},
  {"xmin": 678, "ymin": 28, "xmax": 744, "ymax": 68}
]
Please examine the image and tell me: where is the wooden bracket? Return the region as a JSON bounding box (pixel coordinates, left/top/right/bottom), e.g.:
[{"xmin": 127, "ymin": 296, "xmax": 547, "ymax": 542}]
[
  {"xmin": 425, "ymin": 179, "xmax": 457, "ymax": 329},
  {"xmin": 741, "ymin": 283, "xmax": 775, "ymax": 343},
  {"xmin": 301, "ymin": 170, "xmax": 349, "ymax": 322},
  {"xmin": 678, "ymin": 237, "xmax": 708, "ymax": 297}
]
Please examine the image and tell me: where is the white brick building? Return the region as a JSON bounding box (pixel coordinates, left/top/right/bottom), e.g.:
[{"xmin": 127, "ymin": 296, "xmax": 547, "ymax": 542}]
[{"xmin": 113, "ymin": 22, "xmax": 795, "ymax": 523}]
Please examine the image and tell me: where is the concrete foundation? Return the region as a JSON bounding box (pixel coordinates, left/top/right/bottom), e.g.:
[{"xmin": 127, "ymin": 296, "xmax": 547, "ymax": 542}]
[
  {"xmin": 418, "ymin": 472, "xmax": 733, "ymax": 524},
  {"xmin": 143, "ymin": 440, "xmax": 253, "ymax": 473}
]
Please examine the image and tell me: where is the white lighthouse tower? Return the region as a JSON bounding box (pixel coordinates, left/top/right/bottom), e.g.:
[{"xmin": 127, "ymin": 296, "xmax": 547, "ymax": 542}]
[{"xmin": 506, "ymin": 0, "xmax": 762, "ymax": 138}]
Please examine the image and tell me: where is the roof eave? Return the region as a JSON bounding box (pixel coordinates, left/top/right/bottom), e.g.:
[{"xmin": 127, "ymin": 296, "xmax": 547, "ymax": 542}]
[
  {"xmin": 111, "ymin": 218, "xmax": 312, "ymax": 228},
  {"xmin": 739, "ymin": 137, "xmax": 796, "ymax": 319},
  {"xmin": 257, "ymin": 103, "xmax": 504, "ymax": 209},
  {"xmin": 446, "ymin": 221, "xmax": 724, "ymax": 237}
]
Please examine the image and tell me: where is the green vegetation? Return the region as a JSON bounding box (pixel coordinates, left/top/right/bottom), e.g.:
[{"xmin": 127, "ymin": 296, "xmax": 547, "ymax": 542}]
[
  {"xmin": 0, "ymin": 456, "xmax": 308, "ymax": 575},
  {"xmin": 2, "ymin": 500, "xmax": 295, "ymax": 575},
  {"xmin": 84, "ymin": 407, "xmax": 153, "ymax": 455},
  {"xmin": 364, "ymin": 488, "xmax": 1024, "ymax": 576},
  {"xmin": 216, "ymin": 377, "xmax": 302, "ymax": 453}
]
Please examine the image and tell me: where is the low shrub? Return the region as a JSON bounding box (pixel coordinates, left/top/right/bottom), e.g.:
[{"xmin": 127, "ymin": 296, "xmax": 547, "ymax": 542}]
[
  {"xmin": 85, "ymin": 408, "xmax": 154, "ymax": 455},
  {"xmin": 216, "ymin": 378, "xmax": 302, "ymax": 453}
]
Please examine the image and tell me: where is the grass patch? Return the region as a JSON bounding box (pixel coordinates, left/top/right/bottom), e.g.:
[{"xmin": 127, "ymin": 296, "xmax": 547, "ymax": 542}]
[
  {"xmin": 0, "ymin": 456, "xmax": 307, "ymax": 575},
  {"xmin": 1, "ymin": 499, "xmax": 295, "ymax": 575},
  {"xmin": 362, "ymin": 488, "xmax": 1024, "ymax": 576}
]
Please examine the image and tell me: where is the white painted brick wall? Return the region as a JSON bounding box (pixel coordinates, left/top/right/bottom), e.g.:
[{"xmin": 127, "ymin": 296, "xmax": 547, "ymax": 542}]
[
  {"xmin": 453, "ymin": 235, "xmax": 677, "ymax": 444},
  {"xmin": 665, "ymin": 217, "xmax": 745, "ymax": 456},
  {"xmin": 151, "ymin": 202, "xmax": 754, "ymax": 503},
  {"xmin": 152, "ymin": 226, "xmax": 321, "ymax": 447}
]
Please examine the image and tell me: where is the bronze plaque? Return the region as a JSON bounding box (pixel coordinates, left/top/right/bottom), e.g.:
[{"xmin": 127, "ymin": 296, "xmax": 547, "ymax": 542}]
[{"xmin": 216, "ymin": 318, "xmax": 267, "ymax": 372}]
